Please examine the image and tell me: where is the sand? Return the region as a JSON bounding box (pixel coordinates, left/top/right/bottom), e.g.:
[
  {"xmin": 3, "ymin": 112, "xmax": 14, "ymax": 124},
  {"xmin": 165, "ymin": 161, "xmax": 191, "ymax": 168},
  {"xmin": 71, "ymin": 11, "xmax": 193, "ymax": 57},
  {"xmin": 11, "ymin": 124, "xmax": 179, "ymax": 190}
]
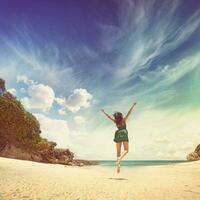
[{"xmin": 0, "ymin": 157, "xmax": 200, "ymax": 200}]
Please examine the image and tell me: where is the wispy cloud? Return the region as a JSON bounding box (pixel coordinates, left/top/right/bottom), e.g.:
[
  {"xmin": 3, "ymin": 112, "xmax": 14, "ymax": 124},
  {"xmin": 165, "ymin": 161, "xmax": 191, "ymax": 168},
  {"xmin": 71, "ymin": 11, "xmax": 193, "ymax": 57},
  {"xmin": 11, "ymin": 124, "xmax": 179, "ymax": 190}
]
[
  {"xmin": 0, "ymin": 33, "xmax": 77, "ymax": 91},
  {"xmin": 98, "ymin": 0, "xmax": 200, "ymax": 108},
  {"xmin": 100, "ymin": 0, "xmax": 200, "ymax": 90},
  {"xmin": 132, "ymin": 52, "xmax": 200, "ymax": 98}
]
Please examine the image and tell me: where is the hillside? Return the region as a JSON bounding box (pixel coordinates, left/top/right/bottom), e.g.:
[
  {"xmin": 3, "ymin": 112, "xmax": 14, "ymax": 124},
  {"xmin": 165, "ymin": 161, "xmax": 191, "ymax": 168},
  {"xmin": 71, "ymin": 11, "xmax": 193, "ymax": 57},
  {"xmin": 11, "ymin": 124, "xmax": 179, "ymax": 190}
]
[{"xmin": 0, "ymin": 78, "xmax": 97, "ymax": 166}]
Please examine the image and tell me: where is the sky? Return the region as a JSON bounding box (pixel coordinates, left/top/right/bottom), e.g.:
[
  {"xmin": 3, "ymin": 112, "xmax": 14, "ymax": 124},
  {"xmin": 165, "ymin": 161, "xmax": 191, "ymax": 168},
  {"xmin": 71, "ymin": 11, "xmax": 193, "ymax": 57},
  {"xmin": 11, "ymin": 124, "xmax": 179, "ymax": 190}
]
[{"xmin": 0, "ymin": 0, "xmax": 200, "ymax": 160}]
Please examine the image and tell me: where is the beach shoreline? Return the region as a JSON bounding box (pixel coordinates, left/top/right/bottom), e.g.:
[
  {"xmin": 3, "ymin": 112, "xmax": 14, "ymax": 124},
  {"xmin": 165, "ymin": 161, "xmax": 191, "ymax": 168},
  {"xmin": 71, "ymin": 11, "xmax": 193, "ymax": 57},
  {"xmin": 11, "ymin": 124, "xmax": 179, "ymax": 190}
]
[{"xmin": 1, "ymin": 156, "xmax": 200, "ymax": 200}]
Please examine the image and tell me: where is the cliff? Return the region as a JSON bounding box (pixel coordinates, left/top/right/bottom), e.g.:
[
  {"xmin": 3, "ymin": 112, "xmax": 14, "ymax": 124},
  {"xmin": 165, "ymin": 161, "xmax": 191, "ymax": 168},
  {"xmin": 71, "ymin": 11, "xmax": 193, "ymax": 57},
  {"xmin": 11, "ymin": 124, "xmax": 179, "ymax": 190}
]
[
  {"xmin": 187, "ymin": 144, "xmax": 200, "ymax": 161},
  {"xmin": 0, "ymin": 78, "xmax": 98, "ymax": 166}
]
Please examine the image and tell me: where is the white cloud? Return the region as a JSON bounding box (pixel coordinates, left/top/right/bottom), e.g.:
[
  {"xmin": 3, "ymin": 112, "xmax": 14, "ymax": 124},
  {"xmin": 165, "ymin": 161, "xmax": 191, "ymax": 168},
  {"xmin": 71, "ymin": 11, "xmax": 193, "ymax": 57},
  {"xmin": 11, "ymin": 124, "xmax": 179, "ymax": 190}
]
[
  {"xmin": 74, "ymin": 108, "xmax": 199, "ymax": 160},
  {"xmin": 17, "ymin": 75, "xmax": 35, "ymax": 85},
  {"xmin": 20, "ymin": 87, "xmax": 26, "ymax": 93},
  {"xmin": 34, "ymin": 113, "xmax": 71, "ymax": 148},
  {"xmin": 55, "ymin": 97, "xmax": 66, "ymax": 107},
  {"xmin": 17, "ymin": 75, "xmax": 56, "ymax": 111},
  {"xmin": 156, "ymin": 151, "xmax": 163, "ymax": 158},
  {"xmin": 58, "ymin": 109, "xmax": 67, "ymax": 115},
  {"xmin": 33, "ymin": 113, "xmax": 92, "ymax": 159},
  {"xmin": 21, "ymin": 83, "xmax": 55, "ymax": 111},
  {"xmin": 153, "ymin": 53, "xmax": 200, "ymax": 87},
  {"xmin": 7, "ymin": 88, "xmax": 16, "ymax": 95},
  {"xmin": 56, "ymin": 88, "xmax": 93, "ymax": 113},
  {"xmin": 156, "ymin": 136, "xmax": 171, "ymax": 144},
  {"xmin": 17, "ymin": 75, "xmax": 92, "ymax": 114},
  {"xmin": 74, "ymin": 115, "xmax": 86, "ymax": 125},
  {"xmin": 31, "ymin": 108, "xmax": 199, "ymax": 160},
  {"xmin": 126, "ymin": 108, "xmax": 200, "ymax": 160},
  {"xmin": 68, "ymin": 125, "xmax": 116, "ymax": 160}
]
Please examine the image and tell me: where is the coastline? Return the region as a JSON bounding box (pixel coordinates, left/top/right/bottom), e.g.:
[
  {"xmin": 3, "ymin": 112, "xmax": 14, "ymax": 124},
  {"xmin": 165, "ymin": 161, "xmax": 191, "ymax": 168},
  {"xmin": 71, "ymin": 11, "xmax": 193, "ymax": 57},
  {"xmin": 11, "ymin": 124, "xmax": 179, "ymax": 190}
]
[
  {"xmin": 98, "ymin": 159, "xmax": 187, "ymax": 167},
  {"xmin": 1, "ymin": 156, "xmax": 200, "ymax": 200}
]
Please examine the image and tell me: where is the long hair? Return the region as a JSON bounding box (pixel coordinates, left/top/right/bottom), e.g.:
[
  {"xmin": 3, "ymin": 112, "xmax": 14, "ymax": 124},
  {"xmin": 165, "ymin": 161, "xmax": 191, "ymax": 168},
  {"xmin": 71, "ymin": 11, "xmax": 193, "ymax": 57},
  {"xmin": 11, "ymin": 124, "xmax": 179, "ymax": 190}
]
[{"xmin": 113, "ymin": 112, "xmax": 123, "ymax": 126}]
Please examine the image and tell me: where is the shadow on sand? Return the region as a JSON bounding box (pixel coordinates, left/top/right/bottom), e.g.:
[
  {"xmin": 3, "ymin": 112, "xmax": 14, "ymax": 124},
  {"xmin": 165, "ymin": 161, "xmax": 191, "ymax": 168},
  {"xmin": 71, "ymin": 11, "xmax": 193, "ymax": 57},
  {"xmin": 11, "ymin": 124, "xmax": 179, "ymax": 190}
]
[{"xmin": 108, "ymin": 177, "xmax": 128, "ymax": 181}]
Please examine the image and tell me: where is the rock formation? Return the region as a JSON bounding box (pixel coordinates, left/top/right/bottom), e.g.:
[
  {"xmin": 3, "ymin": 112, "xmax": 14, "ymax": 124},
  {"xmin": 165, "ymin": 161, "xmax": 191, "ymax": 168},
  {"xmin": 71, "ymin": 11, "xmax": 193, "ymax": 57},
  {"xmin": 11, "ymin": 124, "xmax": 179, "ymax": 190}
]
[
  {"xmin": 187, "ymin": 144, "xmax": 200, "ymax": 161},
  {"xmin": 0, "ymin": 78, "xmax": 98, "ymax": 166},
  {"xmin": 0, "ymin": 79, "xmax": 6, "ymax": 96}
]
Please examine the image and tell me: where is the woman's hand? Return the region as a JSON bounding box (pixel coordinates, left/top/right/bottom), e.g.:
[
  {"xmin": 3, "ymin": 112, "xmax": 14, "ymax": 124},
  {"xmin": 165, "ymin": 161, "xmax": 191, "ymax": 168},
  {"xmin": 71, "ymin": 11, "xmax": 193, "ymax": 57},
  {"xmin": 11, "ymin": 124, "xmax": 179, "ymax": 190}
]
[
  {"xmin": 101, "ymin": 109, "xmax": 115, "ymax": 123},
  {"xmin": 133, "ymin": 102, "xmax": 137, "ymax": 106},
  {"xmin": 101, "ymin": 109, "xmax": 105, "ymax": 113}
]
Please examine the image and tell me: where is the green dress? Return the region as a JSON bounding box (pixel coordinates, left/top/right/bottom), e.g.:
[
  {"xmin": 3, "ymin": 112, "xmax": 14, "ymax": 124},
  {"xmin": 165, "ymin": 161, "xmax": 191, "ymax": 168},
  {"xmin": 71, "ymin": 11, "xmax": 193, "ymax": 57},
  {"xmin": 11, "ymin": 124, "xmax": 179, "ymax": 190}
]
[{"xmin": 113, "ymin": 124, "xmax": 129, "ymax": 143}]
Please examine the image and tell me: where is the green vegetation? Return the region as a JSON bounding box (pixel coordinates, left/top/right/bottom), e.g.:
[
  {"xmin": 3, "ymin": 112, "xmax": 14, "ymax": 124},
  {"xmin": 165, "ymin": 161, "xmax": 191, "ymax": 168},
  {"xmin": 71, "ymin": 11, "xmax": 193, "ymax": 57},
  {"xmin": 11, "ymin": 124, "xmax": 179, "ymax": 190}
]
[
  {"xmin": 0, "ymin": 92, "xmax": 49, "ymax": 149},
  {"xmin": 0, "ymin": 79, "xmax": 74, "ymax": 164}
]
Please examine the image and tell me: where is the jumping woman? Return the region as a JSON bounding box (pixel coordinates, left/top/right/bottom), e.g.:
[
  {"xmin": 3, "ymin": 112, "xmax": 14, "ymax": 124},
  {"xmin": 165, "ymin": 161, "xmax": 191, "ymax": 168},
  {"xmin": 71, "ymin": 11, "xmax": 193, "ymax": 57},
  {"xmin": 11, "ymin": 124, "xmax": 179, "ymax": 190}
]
[{"xmin": 101, "ymin": 102, "xmax": 137, "ymax": 173}]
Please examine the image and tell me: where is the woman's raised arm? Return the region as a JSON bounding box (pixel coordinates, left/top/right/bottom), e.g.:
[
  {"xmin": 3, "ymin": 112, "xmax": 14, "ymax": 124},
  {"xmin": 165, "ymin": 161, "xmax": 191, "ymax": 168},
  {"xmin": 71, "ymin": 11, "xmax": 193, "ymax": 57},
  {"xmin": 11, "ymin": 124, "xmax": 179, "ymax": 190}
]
[
  {"xmin": 101, "ymin": 109, "xmax": 115, "ymax": 123},
  {"xmin": 124, "ymin": 102, "xmax": 137, "ymax": 122}
]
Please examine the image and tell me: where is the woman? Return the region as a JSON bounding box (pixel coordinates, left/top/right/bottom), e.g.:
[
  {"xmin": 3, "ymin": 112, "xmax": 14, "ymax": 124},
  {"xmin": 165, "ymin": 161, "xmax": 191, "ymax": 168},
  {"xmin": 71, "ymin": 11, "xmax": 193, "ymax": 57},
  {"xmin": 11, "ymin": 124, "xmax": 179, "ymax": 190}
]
[{"xmin": 101, "ymin": 102, "xmax": 137, "ymax": 173}]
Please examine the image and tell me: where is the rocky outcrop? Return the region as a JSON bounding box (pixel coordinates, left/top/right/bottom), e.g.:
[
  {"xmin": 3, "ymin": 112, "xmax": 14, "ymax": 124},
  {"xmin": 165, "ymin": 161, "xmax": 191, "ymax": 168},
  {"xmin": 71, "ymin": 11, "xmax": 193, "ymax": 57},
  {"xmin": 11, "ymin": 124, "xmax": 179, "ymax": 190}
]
[
  {"xmin": 0, "ymin": 79, "xmax": 6, "ymax": 96},
  {"xmin": 0, "ymin": 143, "xmax": 43, "ymax": 162},
  {"xmin": 0, "ymin": 78, "xmax": 98, "ymax": 166},
  {"xmin": 187, "ymin": 144, "xmax": 200, "ymax": 161},
  {"xmin": 69, "ymin": 159, "xmax": 99, "ymax": 166}
]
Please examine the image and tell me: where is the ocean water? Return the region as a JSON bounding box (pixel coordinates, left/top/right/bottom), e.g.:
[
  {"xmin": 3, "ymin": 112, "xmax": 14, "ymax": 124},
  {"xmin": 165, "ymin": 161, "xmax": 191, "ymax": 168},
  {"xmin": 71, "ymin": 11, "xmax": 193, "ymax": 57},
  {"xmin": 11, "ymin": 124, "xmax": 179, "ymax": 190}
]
[{"xmin": 99, "ymin": 160, "xmax": 187, "ymax": 167}]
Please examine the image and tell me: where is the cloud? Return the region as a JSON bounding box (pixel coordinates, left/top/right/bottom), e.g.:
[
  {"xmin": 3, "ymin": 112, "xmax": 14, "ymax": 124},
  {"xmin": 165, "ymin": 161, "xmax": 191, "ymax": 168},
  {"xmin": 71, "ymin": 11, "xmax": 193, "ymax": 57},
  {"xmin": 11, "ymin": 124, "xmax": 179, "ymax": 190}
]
[
  {"xmin": 74, "ymin": 115, "xmax": 86, "ymax": 125},
  {"xmin": 7, "ymin": 88, "xmax": 16, "ymax": 95},
  {"xmin": 68, "ymin": 124, "xmax": 116, "ymax": 160},
  {"xmin": 58, "ymin": 109, "xmax": 67, "ymax": 115},
  {"xmin": 77, "ymin": 107, "xmax": 199, "ymax": 160},
  {"xmin": 56, "ymin": 88, "xmax": 93, "ymax": 113},
  {"xmin": 17, "ymin": 75, "xmax": 93, "ymax": 114},
  {"xmin": 16, "ymin": 75, "xmax": 56, "ymax": 111},
  {"xmin": 145, "ymin": 52, "xmax": 199, "ymax": 86},
  {"xmin": 104, "ymin": 0, "xmax": 200, "ymax": 89},
  {"xmin": 32, "ymin": 108, "xmax": 199, "ymax": 160},
  {"xmin": 17, "ymin": 75, "xmax": 35, "ymax": 85},
  {"xmin": 152, "ymin": 53, "xmax": 200, "ymax": 87},
  {"xmin": 20, "ymin": 87, "xmax": 26, "ymax": 93},
  {"xmin": 1, "ymin": 33, "xmax": 77, "ymax": 92},
  {"xmin": 21, "ymin": 83, "xmax": 55, "ymax": 111},
  {"xmin": 33, "ymin": 113, "xmax": 96, "ymax": 159},
  {"xmin": 34, "ymin": 113, "xmax": 71, "ymax": 148},
  {"xmin": 126, "ymin": 108, "xmax": 200, "ymax": 159},
  {"xmin": 156, "ymin": 136, "xmax": 171, "ymax": 144},
  {"xmin": 114, "ymin": 51, "xmax": 200, "ymax": 109}
]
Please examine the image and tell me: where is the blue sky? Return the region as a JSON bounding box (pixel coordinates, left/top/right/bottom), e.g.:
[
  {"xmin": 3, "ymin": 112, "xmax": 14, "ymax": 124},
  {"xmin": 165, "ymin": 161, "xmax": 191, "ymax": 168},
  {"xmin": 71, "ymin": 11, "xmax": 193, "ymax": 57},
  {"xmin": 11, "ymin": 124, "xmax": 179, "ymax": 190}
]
[{"xmin": 0, "ymin": 0, "xmax": 200, "ymax": 160}]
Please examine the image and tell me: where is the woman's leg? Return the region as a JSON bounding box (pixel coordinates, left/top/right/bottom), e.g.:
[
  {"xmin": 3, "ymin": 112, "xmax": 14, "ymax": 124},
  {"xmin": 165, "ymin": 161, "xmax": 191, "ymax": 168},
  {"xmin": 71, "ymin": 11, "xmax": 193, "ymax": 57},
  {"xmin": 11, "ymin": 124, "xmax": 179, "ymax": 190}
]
[
  {"xmin": 116, "ymin": 142, "xmax": 122, "ymax": 160},
  {"xmin": 116, "ymin": 142, "xmax": 122, "ymax": 173},
  {"xmin": 119, "ymin": 141, "xmax": 129, "ymax": 161}
]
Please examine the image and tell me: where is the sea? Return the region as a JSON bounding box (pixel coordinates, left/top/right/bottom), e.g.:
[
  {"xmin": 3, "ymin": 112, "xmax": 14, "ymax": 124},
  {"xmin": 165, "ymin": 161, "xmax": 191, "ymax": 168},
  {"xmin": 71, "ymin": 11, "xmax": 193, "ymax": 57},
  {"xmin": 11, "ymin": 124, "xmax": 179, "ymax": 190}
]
[{"xmin": 98, "ymin": 160, "xmax": 187, "ymax": 167}]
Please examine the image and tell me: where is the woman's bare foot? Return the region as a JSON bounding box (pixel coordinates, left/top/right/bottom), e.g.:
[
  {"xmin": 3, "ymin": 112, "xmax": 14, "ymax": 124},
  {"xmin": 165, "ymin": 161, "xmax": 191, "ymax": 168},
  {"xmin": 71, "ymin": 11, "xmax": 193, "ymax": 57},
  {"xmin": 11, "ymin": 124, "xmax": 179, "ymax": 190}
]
[
  {"xmin": 116, "ymin": 159, "xmax": 121, "ymax": 173},
  {"xmin": 117, "ymin": 162, "xmax": 120, "ymax": 173}
]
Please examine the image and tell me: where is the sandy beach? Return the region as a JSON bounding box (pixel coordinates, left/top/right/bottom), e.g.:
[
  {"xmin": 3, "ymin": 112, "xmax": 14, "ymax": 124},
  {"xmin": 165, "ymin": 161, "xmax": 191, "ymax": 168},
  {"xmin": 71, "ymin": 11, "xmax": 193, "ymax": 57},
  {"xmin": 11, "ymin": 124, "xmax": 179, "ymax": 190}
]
[{"xmin": 0, "ymin": 157, "xmax": 200, "ymax": 200}]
